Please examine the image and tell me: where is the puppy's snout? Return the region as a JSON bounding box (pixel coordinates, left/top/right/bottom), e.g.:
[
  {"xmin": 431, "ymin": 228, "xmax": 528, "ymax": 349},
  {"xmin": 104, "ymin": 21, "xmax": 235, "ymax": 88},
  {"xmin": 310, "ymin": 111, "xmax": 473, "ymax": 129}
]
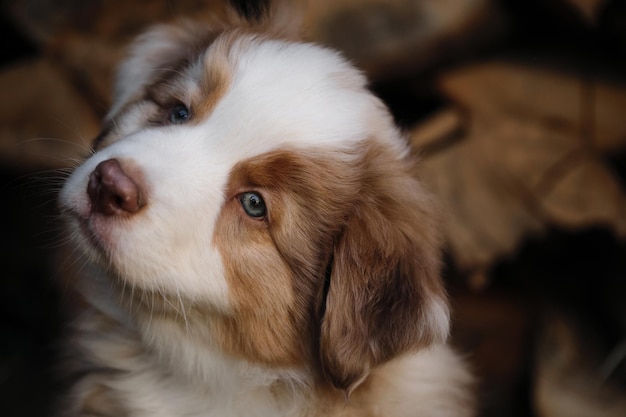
[{"xmin": 88, "ymin": 159, "xmax": 145, "ymax": 216}]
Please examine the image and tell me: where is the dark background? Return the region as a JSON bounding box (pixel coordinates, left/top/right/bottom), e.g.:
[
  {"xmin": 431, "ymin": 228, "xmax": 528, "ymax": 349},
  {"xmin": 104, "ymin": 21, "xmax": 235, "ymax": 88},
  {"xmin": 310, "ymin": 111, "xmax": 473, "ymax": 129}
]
[{"xmin": 1, "ymin": 0, "xmax": 625, "ymax": 416}]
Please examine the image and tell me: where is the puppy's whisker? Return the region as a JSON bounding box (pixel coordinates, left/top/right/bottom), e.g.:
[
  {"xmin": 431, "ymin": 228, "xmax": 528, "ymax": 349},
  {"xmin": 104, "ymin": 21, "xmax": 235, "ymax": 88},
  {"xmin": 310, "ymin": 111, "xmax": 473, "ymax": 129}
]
[
  {"xmin": 48, "ymin": 116, "xmax": 94, "ymax": 149},
  {"xmin": 176, "ymin": 289, "xmax": 191, "ymax": 336},
  {"xmin": 55, "ymin": 248, "xmax": 80, "ymax": 297},
  {"xmin": 123, "ymin": 275, "xmax": 131, "ymax": 309},
  {"xmin": 109, "ymin": 117, "xmax": 121, "ymax": 137},
  {"xmin": 128, "ymin": 284, "xmax": 139, "ymax": 311},
  {"xmin": 20, "ymin": 136, "xmax": 93, "ymax": 155},
  {"xmin": 147, "ymin": 290, "xmax": 155, "ymax": 328}
]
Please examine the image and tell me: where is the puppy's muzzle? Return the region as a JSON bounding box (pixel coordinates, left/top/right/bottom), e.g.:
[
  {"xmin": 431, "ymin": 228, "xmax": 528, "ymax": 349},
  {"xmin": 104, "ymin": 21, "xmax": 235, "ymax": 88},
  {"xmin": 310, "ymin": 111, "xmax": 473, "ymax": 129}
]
[{"xmin": 87, "ymin": 159, "xmax": 145, "ymax": 216}]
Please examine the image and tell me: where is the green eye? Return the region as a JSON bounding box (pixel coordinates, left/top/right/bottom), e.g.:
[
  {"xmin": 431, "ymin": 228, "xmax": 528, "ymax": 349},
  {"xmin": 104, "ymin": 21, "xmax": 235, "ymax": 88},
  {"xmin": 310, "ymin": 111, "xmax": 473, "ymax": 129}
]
[{"xmin": 239, "ymin": 192, "xmax": 267, "ymax": 219}]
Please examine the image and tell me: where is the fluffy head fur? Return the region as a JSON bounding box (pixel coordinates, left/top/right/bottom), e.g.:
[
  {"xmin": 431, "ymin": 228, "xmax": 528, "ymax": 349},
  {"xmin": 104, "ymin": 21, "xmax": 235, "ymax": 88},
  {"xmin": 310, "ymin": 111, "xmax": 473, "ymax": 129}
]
[{"xmin": 58, "ymin": 2, "xmax": 474, "ymax": 416}]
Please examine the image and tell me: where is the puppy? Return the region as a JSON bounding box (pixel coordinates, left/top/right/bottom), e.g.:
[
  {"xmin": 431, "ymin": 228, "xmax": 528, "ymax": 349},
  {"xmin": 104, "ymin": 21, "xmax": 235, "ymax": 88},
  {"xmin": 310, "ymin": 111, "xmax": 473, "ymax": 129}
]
[{"xmin": 58, "ymin": 2, "xmax": 474, "ymax": 416}]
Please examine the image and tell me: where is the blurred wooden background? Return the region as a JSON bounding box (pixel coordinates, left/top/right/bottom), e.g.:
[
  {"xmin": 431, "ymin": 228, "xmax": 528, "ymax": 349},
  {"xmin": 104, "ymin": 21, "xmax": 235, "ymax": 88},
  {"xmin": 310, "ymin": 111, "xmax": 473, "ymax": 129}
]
[{"xmin": 0, "ymin": 0, "xmax": 625, "ymax": 416}]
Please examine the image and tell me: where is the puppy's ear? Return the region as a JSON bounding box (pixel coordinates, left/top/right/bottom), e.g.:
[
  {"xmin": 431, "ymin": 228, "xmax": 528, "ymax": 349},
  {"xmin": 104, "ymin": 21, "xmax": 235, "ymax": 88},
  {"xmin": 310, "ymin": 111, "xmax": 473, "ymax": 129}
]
[
  {"xmin": 110, "ymin": 22, "xmax": 211, "ymax": 117},
  {"xmin": 319, "ymin": 146, "xmax": 450, "ymax": 393}
]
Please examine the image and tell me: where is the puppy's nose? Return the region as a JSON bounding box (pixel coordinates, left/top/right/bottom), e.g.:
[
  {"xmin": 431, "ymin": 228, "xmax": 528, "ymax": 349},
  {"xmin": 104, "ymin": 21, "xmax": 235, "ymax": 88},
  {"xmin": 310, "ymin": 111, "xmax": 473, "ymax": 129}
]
[{"xmin": 88, "ymin": 159, "xmax": 145, "ymax": 215}]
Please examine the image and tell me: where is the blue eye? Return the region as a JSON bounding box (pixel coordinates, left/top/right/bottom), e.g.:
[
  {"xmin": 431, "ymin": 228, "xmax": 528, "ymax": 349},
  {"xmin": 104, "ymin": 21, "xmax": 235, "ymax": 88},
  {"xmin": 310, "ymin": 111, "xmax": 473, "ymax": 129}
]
[
  {"xmin": 169, "ymin": 103, "xmax": 191, "ymax": 124},
  {"xmin": 239, "ymin": 192, "xmax": 267, "ymax": 219}
]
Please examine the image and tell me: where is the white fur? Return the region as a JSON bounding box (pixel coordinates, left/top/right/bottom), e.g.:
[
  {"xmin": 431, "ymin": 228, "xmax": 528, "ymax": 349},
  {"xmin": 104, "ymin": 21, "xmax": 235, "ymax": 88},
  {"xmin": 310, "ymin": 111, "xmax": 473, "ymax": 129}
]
[{"xmin": 59, "ymin": 28, "xmax": 473, "ymax": 417}]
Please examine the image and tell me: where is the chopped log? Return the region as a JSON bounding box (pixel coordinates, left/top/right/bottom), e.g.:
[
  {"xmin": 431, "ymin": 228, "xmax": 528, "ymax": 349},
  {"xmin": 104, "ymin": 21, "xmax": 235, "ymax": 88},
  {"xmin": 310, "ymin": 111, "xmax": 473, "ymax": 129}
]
[
  {"xmin": 452, "ymin": 291, "xmax": 532, "ymax": 415},
  {"xmin": 534, "ymin": 313, "xmax": 626, "ymax": 417},
  {"xmin": 46, "ymin": 35, "xmax": 125, "ymax": 116},
  {"xmin": 8, "ymin": 0, "xmax": 505, "ymax": 83},
  {"xmin": 411, "ymin": 61, "xmax": 626, "ymax": 286},
  {"xmin": 415, "ymin": 120, "xmax": 547, "ymax": 285},
  {"xmin": 306, "ymin": 0, "xmax": 504, "ymax": 80},
  {"xmin": 6, "ymin": 0, "xmax": 224, "ymax": 44},
  {"xmin": 437, "ymin": 61, "xmax": 626, "ymax": 154},
  {"xmin": 408, "ymin": 108, "xmax": 465, "ymax": 155},
  {"xmin": 560, "ymin": 0, "xmax": 608, "ymax": 22},
  {"xmin": 0, "ymin": 59, "xmax": 99, "ymax": 171},
  {"xmin": 594, "ymin": 83, "xmax": 626, "ymax": 153}
]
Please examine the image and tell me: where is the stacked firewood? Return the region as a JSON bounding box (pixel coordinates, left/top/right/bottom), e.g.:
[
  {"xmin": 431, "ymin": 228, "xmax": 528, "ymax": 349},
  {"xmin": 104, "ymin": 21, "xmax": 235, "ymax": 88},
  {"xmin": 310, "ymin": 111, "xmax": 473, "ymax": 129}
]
[{"xmin": 1, "ymin": 1, "xmax": 625, "ymax": 416}]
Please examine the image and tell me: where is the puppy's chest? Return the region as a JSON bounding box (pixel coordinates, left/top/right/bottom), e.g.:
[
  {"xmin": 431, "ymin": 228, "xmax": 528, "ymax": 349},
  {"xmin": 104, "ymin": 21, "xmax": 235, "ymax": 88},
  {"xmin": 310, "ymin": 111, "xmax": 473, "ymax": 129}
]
[
  {"xmin": 77, "ymin": 381, "xmax": 287, "ymax": 417},
  {"xmin": 74, "ymin": 372, "xmax": 348, "ymax": 417},
  {"xmin": 68, "ymin": 312, "xmax": 313, "ymax": 417}
]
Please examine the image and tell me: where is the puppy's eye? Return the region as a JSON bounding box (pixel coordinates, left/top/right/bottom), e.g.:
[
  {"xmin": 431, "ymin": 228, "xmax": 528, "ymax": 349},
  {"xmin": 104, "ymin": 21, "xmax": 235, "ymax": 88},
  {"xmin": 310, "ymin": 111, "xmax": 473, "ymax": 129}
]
[
  {"xmin": 168, "ymin": 103, "xmax": 191, "ymax": 124},
  {"xmin": 239, "ymin": 192, "xmax": 267, "ymax": 219}
]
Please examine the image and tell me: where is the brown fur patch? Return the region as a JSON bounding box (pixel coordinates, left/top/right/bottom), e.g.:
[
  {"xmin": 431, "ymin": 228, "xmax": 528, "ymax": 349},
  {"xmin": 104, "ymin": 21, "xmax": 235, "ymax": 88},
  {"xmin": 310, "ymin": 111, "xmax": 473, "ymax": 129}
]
[
  {"xmin": 142, "ymin": 35, "xmax": 232, "ymax": 127},
  {"xmin": 194, "ymin": 38, "xmax": 233, "ymax": 121},
  {"xmin": 211, "ymin": 140, "xmax": 447, "ymax": 387},
  {"xmin": 94, "ymin": 24, "xmax": 230, "ymax": 149},
  {"xmin": 211, "ymin": 148, "xmax": 356, "ymax": 366}
]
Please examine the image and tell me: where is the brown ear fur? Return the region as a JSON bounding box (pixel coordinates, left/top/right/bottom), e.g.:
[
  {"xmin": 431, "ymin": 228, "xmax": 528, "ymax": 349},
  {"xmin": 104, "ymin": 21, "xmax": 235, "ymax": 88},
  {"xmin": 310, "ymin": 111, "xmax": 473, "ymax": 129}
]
[
  {"xmin": 319, "ymin": 144, "xmax": 450, "ymax": 392},
  {"xmin": 110, "ymin": 21, "xmax": 217, "ymax": 117}
]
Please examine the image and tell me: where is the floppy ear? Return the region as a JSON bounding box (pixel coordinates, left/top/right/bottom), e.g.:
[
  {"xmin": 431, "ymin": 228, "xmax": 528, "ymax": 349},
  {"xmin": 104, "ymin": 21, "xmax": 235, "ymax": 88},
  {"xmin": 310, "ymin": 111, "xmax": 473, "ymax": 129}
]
[{"xmin": 319, "ymin": 149, "xmax": 450, "ymax": 393}]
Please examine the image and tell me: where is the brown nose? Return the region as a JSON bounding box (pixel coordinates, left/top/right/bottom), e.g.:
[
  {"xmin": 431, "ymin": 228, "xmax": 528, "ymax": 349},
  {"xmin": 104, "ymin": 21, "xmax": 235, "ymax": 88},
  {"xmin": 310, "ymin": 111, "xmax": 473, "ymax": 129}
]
[{"xmin": 87, "ymin": 159, "xmax": 145, "ymax": 215}]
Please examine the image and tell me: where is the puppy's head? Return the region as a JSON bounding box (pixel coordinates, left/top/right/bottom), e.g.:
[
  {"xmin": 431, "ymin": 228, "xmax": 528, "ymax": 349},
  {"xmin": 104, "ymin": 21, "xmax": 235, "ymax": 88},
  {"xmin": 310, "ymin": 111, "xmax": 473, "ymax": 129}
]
[{"xmin": 60, "ymin": 3, "xmax": 449, "ymax": 393}]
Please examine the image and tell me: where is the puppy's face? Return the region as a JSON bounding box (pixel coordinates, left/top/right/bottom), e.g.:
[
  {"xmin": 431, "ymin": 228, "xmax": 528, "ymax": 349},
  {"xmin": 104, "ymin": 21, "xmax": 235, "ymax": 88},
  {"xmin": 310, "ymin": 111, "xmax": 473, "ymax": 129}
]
[{"xmin": 60, "ymin": 24, "xmax": 449, "ymax": 391}]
